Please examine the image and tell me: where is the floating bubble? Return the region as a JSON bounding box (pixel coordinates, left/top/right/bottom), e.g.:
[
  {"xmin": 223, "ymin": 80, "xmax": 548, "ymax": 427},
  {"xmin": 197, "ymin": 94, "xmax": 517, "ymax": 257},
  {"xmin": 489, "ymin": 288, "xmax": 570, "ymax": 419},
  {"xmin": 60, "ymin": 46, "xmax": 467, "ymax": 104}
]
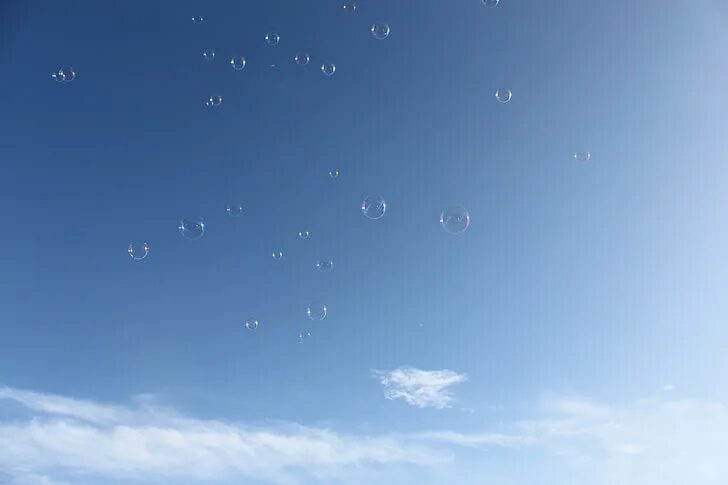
[
  {"xmin": 574, "ymin": 151, "xmax": 591, "ymax": 162},
  {"xmin": 321, "ymin": 62, "xmax": 336, "ymax": 76},
  {"xmin": 51, "ymin": 66, "xmax": 75, "ymax": 82},
  {"xmin": 299, "ymin": 230, "xmax": 310, "ymax": 240},
  {"xmin": 265, "ymin": 32, "xmax": 280, "ymax": 46},
  {"xmin": 230, "ymin": 56, "xmax": 246, "ymax": 70},
  {"xmin": 294, "ymin": 52, "xmax": 310, "ymax": 66},
  {"xmin": 315, "ymin": 259, "xmax": 333, "ymax": 271},
  {"xmin": 272, "ymin": 251, "xmax": 283, "ymax": 260},
  {"xmin": 495, "ymin": 88, "xmax": 512, "ymax": 103},
  {"xmin": 306, "ymin": 302, "xmax": 328, "ymax": 321},
  {"xmin": 202, "ymin": 49, "xmax": 216, "ymax": 61},
  {"xmin": 226, "ymin": 203, "xmax": 244, "ymax": 217},
  {"xmin": 482, "ymin": 0, "xmax": 500, "ymax": 6},
  {"xmin": 361, "ymin": 196, "xmax": 386, "ymax": 219},
  {"xmin": 298, "ymin": 330, "xmax": 311, "ymax": 343},
  {"xmin": 342, "ymin": 0, "xmax": 358, "ymax": 13},
  {"xmin": 191, "ymin": 16, "xmax": 204, "ymax": 24},
  {"xmin": 127, "ymin": 241, "xmax": 149, "ymax": 261},
  {"xmin": 439, "ymin": 206, "xmax": 471, "ymax": 234},
  {"xmin": 245, "ymin": 318, "xmax": 259, "ymax": 330},
  {"xmin": 370, "ymin": 22, "xmax": 390, "ymax": 40},
  {"xmin": 329, "ymin": 169, "xmax": 339, "ymax": 178},
  {"xmin": 206, "ymin": 95, "xmax": 223, "ymax": 107},
  {"xmin": 178, "ymin": 217, "xmax": 205, "ymax": 239}
]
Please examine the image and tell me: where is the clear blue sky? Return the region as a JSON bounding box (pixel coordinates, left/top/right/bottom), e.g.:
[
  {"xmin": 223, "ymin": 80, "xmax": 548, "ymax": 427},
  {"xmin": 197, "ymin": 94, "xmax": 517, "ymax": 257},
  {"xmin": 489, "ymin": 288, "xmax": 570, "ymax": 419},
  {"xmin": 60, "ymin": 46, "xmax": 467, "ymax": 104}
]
[{"xmin": 1, "ymin": 1, "xmax": 728, "ymax": 484}]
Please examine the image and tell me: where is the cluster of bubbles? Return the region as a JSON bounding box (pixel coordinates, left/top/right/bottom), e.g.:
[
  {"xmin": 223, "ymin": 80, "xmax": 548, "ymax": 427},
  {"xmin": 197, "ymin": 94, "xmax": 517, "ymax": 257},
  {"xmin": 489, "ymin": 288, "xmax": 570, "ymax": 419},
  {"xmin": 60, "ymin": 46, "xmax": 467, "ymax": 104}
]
[{"xmin": 51, "ymin": 66, "xmax": 75, "ymax": 83}]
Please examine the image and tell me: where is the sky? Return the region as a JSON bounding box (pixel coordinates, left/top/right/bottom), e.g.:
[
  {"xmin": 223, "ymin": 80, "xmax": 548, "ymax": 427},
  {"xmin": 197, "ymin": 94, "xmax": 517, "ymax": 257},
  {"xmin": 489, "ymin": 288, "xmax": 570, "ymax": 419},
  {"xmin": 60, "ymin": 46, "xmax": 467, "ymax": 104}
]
[{"xmin": 1, "ymin": 0, "xmax": 728, "ymax": 483}]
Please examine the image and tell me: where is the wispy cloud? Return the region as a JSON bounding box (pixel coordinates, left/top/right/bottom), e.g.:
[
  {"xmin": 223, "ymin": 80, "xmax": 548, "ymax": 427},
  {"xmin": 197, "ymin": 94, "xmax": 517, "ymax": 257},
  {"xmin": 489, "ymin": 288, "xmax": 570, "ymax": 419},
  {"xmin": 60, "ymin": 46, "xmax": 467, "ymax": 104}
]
[{"xmin": 372, "ymin": 367, "xmax": 468, "ymax": 409}]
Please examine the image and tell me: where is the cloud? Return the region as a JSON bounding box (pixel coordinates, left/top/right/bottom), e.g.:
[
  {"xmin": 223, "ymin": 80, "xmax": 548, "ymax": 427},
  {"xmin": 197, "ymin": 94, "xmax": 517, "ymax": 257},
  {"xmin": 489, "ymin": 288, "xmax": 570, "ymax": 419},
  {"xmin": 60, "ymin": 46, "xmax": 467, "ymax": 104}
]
[{"xmin": 372, "ymin": 367, "xmax": 467, "ymax": 409}]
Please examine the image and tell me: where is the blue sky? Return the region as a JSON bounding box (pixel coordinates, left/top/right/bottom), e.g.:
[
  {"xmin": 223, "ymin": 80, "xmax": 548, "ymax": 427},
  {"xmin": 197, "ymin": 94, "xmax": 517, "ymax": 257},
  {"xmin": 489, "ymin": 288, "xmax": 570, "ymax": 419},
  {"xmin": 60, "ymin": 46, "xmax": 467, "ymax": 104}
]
[{"xmin": 2, "ymin": 0, "xmax": 728, "ymax": 483}]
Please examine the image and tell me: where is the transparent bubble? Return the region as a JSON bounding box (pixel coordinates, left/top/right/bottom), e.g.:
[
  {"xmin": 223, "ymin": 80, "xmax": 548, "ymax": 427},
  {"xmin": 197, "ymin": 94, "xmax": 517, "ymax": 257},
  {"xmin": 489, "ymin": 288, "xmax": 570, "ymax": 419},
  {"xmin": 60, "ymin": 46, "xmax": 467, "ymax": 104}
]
[
  {"xmin": 265, "ymin": 32, "xmax": 280, "ymax": 46},
  {"xmin": 306, "ymin": 302, "xmax": 328, "ymax": 321},
  {"xmin": 329, "ymin": 169, "xmax": 340, "ymax": 179},
  {"xmin": 298, "ymin": 330, "xmax": 311, "ymax": 343},
  {"xmin": 321, "ymin": 62, "xmax": 336, "ymax": 76},
  {"xmin": 342, "ymin": 0, "xmax": 358, "ymax": 13},
  {"xmin": 294, "ymin": 52, "xmax": 310, "ymax": 66},
  {"xmin": 439, "ymin": 206, "xmax": 471, "ymax": 235},
  {"xmin": 299, "ymin": 230, "xmax": 310, "ymax": 240},
  {"xmin": 495, "ymin": 88, "xmax": 512, "ymax": 103},
  {"xmin": 482, "ymin": 0, "xmax": 500, "ymax": 6},
  {"xmin": 178, "ymin": 217, "xmax": 205, "ymax": 239},
  {"xmin": 51, "ymin": 66, "xmax": 75, "ymax": 82},
  {"xmin": 315, "ymin": 259, "xmax": 333, "ymax": 271},
  {"xmin": 230, "ymin": 56, "xmax": 246, "ymax": 70},
  {"xmin": 127, "ymin": 241, "xmax": 149, "ymax": 261},
  {"xmin": 202, "ymin": 49, "xmax": 216, "ymax": 61},
  {"xmin": 370, "ymin": 22, "xmax": 390, "ymax": 40},
  {"xmin": 361, "ymin": 196, "xmax": 386, "ymax": 219},
  {"xmin": 272, "ymin": 251, "xmax": 283, "ymax": 260},
  {"xmin": 245, "ymin": 318, "xmax": 259, "ymax": 330},
  {"xmin": 191, "ymin": 16, "xmax": 204, "ymax": 24},
  {"xmin": 226, "ymin": 203, "xmax": 244, "ymax": 217},
  {"xmin": 574, "ymin": 151, "xmax": 591, "ymax": 162},
  {"xmin": 206, "ymin": 95, "xmax": 223, "ymax": 107}
]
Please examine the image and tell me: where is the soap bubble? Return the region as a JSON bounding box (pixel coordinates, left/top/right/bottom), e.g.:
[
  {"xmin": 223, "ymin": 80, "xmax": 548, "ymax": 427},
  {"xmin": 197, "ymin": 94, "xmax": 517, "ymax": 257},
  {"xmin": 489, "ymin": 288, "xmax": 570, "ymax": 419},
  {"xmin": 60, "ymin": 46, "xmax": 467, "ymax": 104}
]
[
  {"xmin": 191, "ymin": 16, "xmax": 204, "ymax": 24},
  {"xmin": 51, "ymin": 66, "xmax": 75, "ymax": 82},
  {"xmin": 272, "ymin": 251, "xmax": 283, "ymax": 260},
  {"xmin": 245, "ymin": 318, "xmax": 259, "ymax": 330},
  {"xmin": 298, "ymin": 330, "xmax": 311, "ymax": 343},
  {"xmin": 306, "ymin": 302, "xmax": 328, "ymax": 321},
  {"xmin": 574, "ymin": 151, "xmax": 591, "ymax": 162},
  {"xmin": 230, "ymin": 56, "xmax": 246, "ymax": 70},
  {"xmin": 294, "ymin": 52, "xmax": 310, "ymax": 66},
  {"xmin": 329, "ymin": 169, "xmax": 339, "ymax": 178},
  {"xmin": 178, "ymin": 218, "xmax": 205, "ymax": 239},
  {"xmin": 370, "ymin": 22, "xmax": 390, "ymax": 40},
  {"xmin": 482, "ymin": 0, "xmax": 500, "ymax": 7},
  {"xmin": 127, "ymin": 241, "xmax": 149, "ymax": 261},
  {"xmin": 206, "ymin": 95, "xmax": 222, "ymax": 107},
  {"xmin": 315, "ymin": 259, "xmax": 333, "ymax": 271},
  {"xmin": 321, "ymin": 62, "xmax": 336, "ymax": 76},
  {"xmin": 342, "ymin": 0, "xmax": 358, "ymax": 13},
  {"xmin": 299, "ymin": 230, "xmax": 310, "ymax": 239},
  {"xmin": 439, "ymin": 206, "xmax": 471, "ymax": 234},
  {"xmin": 495, "ymin": 88, "xmax": 512, "ymax": 103},
  {"xmin": 361, "ymin": 196, "xmax": 386, "ymax": 219},
  {"xmin": 226, "ymin": 203, "xmax": 244, "ymax": 217},
  {"xmin": 202, "ymin": 49, "xmax": 215, "ymax": 61},
  {"xmin": 265, "ymin": 32, "xmax": 280, "ymax": 46}
]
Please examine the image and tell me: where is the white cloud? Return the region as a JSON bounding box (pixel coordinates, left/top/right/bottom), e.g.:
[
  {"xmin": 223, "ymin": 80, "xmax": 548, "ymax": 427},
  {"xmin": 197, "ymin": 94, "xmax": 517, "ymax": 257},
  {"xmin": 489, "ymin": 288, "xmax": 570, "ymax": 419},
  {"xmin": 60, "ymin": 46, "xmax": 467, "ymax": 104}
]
[{"xmin": 372, "ymin": 367, "xmax": 467, "ymax": 409}]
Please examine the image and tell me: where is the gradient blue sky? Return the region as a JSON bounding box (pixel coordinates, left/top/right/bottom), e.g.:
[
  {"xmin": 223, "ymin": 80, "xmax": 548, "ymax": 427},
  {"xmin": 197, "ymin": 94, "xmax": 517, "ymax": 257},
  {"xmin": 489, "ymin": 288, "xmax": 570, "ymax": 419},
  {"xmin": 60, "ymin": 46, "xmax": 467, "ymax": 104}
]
[{"xmin": 2, "ymin": 0, "xmax": 728, "ymax": 483}]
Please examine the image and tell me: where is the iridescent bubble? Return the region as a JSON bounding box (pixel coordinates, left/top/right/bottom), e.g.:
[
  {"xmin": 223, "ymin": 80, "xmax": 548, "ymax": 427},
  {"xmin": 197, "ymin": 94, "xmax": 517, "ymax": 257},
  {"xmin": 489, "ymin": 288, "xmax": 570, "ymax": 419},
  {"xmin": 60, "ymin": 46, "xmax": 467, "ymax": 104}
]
[
  {"xmin": 315, "ymin": 259, "xmax": 333, "ymax": 271},
  {"xmin": 191, "ymin": 16, "xmax": 204, "ymax": 24},
  {"xmin": 342, "ymin": 0, "xmax": 358, "ymax": 13},
  {"xmin": 321, "ymin": 62, "xmax": 336, "ymax": 76},
  {"xmin": 361, "ymin": 196, "xmax": 386, "ymax": 219},
  {"xmin": 482, "ymin": 0, "xmax": 500, "ymax": 6},
  {"xmin": 294, "ymin": 52, "xmax": 310, "ymax": 66},
  {"xmin": 127, "ymin": 241, "xmax": 149, "ymax": 261},
  {"xmin": 230, "ymin": 56, "xmax": 246, "ymax": 70},
  {"xmin": 299, "ymin": 230, "xmax": 310, "ymax": 240},
  {"xmin": 178, "ymin": 217, "xmax": 205, "ymax": 239},
  {"xmin": 51, "ymin": 66, "xmax": 75, "ymax": 82},
  {"xmin": 202, "ymin": 49, "xmax": 216, "ymax": 61},
  {"xmin": 298, "ymin": 330, "xmax": 311, "ymax": 343},
  {"xmin": 439, "ymin": 206, "xmax": 471, "ymax": 235},
  {"xmin": 495, "ymin": 88, "xmax": 512, "ymax": 103},
  {"xmin": 306, "ymin": 302, "xmax": 328, "ymax": 321},
  {"xmin": 265, "ymin": 32, "xmax": 280, "ymax": 46},
  {"xmin": 245, "ymin": 318, "xmax": 259, "ymax": 330},
  {"xmin": 370, "ymin": 22, "xmax": 390, "ymax": 40},
  {"xmin": 206, "ymin": 95, "xmax": 223, "ymax": 107},
  {"xmin": 329, "ymin": 169, "xmax": 339, "ymax": 179},
  {"xmin": 574, "ymin": 151, "xmax": 591, "ymax": 162},
  {"xmin": 226, "ymin": 203, "xmax": 244, "ymax": 217},
  {"xmin": 272, "ymin": 251, "xmax": 283, "ymax": 260}
]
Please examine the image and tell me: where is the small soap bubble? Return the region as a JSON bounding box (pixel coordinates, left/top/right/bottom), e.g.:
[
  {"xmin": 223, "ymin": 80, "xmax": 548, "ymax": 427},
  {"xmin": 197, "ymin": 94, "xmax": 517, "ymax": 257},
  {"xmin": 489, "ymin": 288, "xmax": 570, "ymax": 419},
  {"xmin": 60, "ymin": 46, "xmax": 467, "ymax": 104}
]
[
  {"xmin": 265, "ymin": 32, "xmax": 280, "ymax": 46},
  {"xmin": 294, "ymin": 52, "xmax": 310, "ymax": 66},
  {"xmin": 226, "ymin": 203, "xmax": 244, "ymax": 217},
  {"xmin": 206, "ymin": 95, "xmax": 223, "ymax": 107},
  {"xmin": 298, "ymin": 330, "xmax": 311, "ymax": 343},
  {"xmin": 342, "ymin": 0, "xmax": 358, "ymax": 13},
  {"xmin": 245, "ymin": 318, "xmax": 259, "ymax": 330},
  {"xmin": 495, "ymin": 88, "xmax": 512, "ymax": 103},
  {"xmin": 306, "ymin": 302, "xmax": 328, "ymax": 321},
  {"xmin": 191, "ymin": 16, "xmax": 204, "ymax": 24},
  {"xmin": 51, "ymin": 66, "xmax": 75, "ymax": 82},
  {"xmin": 329, "ymin": 169, "xmax": 340, "ymax": 179},
  {"xmin": 299, "ymin": 230, "xmax": 310, "ymax": 240},
  {"xmin": 482, "ymin": 0, "xmax": 500, "ymax": 7},
  {"xmin": 127, "ymin": 241, "xmax": 149, "ymax": 261},
  {"xmin": 315, "ymin": 259, "xmax": 333, "ymax": 271},
  {"xmin": 230, "ymin": 56, "xmax": 246, "ymax": 70},
  {"xmin": 178, "ymin": 218, "xmax": 205, "ymax": 239},
  {"xmin": 321, "ymin": 62, "xmax": 336, "ymax": 76},
  {"xmin": 272, "ymin": 251, "xmax": 284, "ymax": 260},
  {"xmin": 361, "ymin": 196, "xmax": 386, "ymax": 219},
  {"xmin": 439, "ymin": 206, "xmax": 471, "ymax": 234},
  {"xmin": 370, "ymin": 22, "xmax": 390, "ymax": 40},
  {"xmin": 574, "ymin": 151, "xmax": 591, "ymax": 162},
  {"xmin": 202, "ymin": 49, "xmax": 216, "ymax": 61}
]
